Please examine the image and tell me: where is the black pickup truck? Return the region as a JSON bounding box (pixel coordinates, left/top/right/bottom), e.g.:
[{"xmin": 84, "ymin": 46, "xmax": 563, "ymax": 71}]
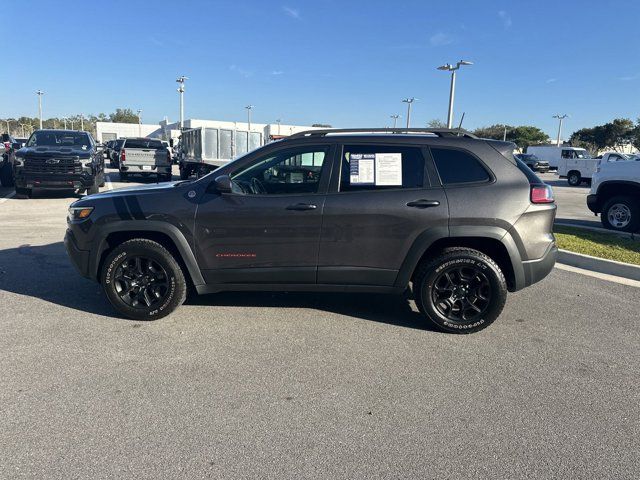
[{"xmin": 13, "ymin": 130, "xmax": 105, "ymax": 198}]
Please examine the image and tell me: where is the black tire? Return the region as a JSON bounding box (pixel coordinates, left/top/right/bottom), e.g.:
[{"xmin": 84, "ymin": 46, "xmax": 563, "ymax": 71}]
[
  {"xmin": 179, "ymin": 164, "xmax": 190, "ymax": 180},
  {"xmin": 567, "ymin": 171, "xmax": 581, "ymax": 186},
  {"xmin": 600, "ymin": 195, "xmax": 640, "ymax": 232},
  {"xmin": 159, "ymin": 173, "xmax": 172, "ymax": 182},
  {"xmin": 15, "ymin": 187, "xmax": 31, "ymax": 199},
  {"xmin": 0, "ymin": 161, "xmax": 15, "ymax": 187},
  {"xmin": 120, "ymin": 171, "xmax": 128, "ymax": 182},
  {"xmin": 101, "ymin": 239, "xmax": 187, "ymax": 320},
  {"xmin": 414, "ymin": 248, "xmax": 507, "ymax": 334}
]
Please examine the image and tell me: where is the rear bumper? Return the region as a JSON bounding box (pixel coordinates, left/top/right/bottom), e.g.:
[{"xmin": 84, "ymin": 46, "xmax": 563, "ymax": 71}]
[
  {"xmin": 64, "ymin": 229, "xmax": 91, "ymax": 279},
  {"xmin": 587, "ymin": 194, "xmax": 600, "ymax": 213},
  {"xmin": 15, "ymin": 171, "xmax": 95, "ymax": 190},
  {"xmin": 120, "ymin": 165, "xmax": 171, "ymax": 174},
  {"xmin": 521, "ymin": 243, "xmax": 557, "ymax": 288}
]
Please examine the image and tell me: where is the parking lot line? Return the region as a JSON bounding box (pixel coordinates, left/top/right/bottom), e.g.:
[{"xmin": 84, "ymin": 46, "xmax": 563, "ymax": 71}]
[
  {"xmin": 556, "ymin": 263, "xmax": 640, "ymax": 288},
  {"xmin": 0, "ymin": 191, "xmax": 15, "ymax": 204}
]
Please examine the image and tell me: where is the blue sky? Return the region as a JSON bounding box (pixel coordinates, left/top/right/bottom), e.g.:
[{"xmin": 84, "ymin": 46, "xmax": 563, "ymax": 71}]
[{"xmin": 2, "ymin": 0, "xmax": 639, "ymax": 138}]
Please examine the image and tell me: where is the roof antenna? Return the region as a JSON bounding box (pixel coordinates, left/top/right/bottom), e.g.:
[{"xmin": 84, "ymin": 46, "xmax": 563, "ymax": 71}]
[{"xmin": 457, "ymin": 112, "xmax": 465, "ymax": 135}]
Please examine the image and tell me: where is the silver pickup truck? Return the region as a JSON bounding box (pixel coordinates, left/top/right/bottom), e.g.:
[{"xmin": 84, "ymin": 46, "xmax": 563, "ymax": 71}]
[{"xmin": 118, "ymin": 138, "xmax": 172, "ymax": 182}]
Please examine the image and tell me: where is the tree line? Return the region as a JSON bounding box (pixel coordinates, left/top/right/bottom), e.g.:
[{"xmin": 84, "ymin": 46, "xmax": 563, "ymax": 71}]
[{"xmin": 1, "ymin": 109, "xmax": 141, "ymax": 137}]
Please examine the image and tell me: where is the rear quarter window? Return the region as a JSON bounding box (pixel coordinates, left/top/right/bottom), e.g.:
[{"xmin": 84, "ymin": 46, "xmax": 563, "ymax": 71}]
[{"xmin": 431, "ymin": 147, "xmax": 491, "ymax": 185}]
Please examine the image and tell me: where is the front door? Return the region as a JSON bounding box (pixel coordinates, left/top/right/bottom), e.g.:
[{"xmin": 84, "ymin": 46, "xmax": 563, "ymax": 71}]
[
  {"xmin": 195, "ymin": 144, "xmax": 335, "ymax": 285},
  {"xmin": 318, "ymin": 143, "xmax": 448, "ymax": 286}
]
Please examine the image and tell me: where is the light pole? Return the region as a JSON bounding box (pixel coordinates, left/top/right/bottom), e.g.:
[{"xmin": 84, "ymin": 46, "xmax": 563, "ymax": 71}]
[
  {"xmin": 5, "ymin": 119, "xmax": 11, "ymax": 135},
  {"xmin": 390, "ymin": 114, "xmax": 401, "ymax": 128},
  {"xmin": 63, "ymin": 117, "xmax": 68, "ymax": 130},
  {"xmin": 276, "ymin": 118, "xmax": 281, "ymax": 135},
  {"xmin": 553, "ymin": 114, "xmax": 568, "ymax": 146},
  {"xmin": 19, "ymin": 123, "xmax": 28, "ymax": 137},
  {"xmin": 437, "ymin": 60, "xmax": 473, "ymax": 128},
  {"xmin": 176, "ymin": 76, "xmax": 188, "ymax": 130},
  {"xmin": 70, "ymin": 118, "xmax": 75, "ymax": 130},
  {"xmin": 245, "ymin": 105, "xmax": 254, "ymax": 131},
  {"xmin": 402, "ymin": 98, "xmax": 417, "ymax": 128},
  {"xmin": 36, "ymin": 90, "xmax": 44, "ymax": 130},
  {"xmin": 80, "ymin": 114, "xmax": 84, "ymax": 131},
  {"xmin": 137, "ymin": 109, "xmax": 142, "ymax": 136}
]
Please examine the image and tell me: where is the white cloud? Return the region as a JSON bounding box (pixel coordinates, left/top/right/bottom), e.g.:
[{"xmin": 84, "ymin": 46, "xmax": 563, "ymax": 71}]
[
  {"xmin": 229, "ymin": 64, "xmax": 253, "ymax": 78},
  {"xmin": 498, "ymin": 10, "xmax": 512, "ymax": 28},
  {"xmin": 546, "ymin": 78, "xmax": 557, "ymax": 84},
  {"xmin": 271, "ymin": 70, "xmax": 284, "ymax": 75},
  {"xmin": 619, "ymin": 73, "xmax": 640, "ymax": 81},
  {"xmin": 429, "ymin": 32, "xmax": 454, "ymax": 47},
  {"xmin": 282, "ymin": 6, "xmax": 300, "ymax": 19}
]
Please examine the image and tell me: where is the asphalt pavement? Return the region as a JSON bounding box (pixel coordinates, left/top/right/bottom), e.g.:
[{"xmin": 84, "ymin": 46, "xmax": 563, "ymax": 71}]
[{"xmin": 0, "ymin": 167, "xmax": 638, "ymax": 479}]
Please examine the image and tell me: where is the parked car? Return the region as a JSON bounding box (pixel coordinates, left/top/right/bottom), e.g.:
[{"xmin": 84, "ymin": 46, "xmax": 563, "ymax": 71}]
[
  {"xmin": 13, "ymin": 130, "xmax": 105, "ymax": 198},
  {"xmin": 103, "ymin": 140, "xmax": 115, "ymax": 163},
  {"xmin": 108, "ymin": 139, "xmax": 125, "ymax": 168},
  {"xmin": 526, "ymin": 145, "xmax": 592, "ymax": 173},
  {"xmin": 515, "ymin": 153, "xmax": 549, "ymax": 173},
  {"xmin": 1, "ymin": 133, "xmax": 20, "ymax": 187},
  {"xmin": 14, "ymin": 137, "xmax": 28, "ymax": 148},
  {"xmin": 587, "ymin": 159, "xmax": 640, "ymax": 232},
  {"xmin": 65, "ymin": 128, "xmax": 557, "ymax": 333},
  {"xmin": 118, "ymin": 137, "xmax": 172, "ymax": 182}
]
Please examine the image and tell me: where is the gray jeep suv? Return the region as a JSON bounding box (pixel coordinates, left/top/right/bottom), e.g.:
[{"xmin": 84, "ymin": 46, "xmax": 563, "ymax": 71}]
[{"xmin": 65, "ymin": 128, "xmax": 557, "ymax": 333}]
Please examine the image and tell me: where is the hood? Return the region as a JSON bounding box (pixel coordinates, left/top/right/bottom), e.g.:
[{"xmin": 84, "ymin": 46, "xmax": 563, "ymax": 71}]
[
  {"xmin": 83, "ymin": 181, "xmax": 187, "ymax": 200},
  {"xmin": 19, "ymin": 145, "xmax": 92, "ymax": 157}
]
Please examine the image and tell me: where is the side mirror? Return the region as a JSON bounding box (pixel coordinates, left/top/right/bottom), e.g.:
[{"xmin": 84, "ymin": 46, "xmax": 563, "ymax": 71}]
[{"xmin": 211, "ymin": 174, "xmax": 232, "ymax": 193}]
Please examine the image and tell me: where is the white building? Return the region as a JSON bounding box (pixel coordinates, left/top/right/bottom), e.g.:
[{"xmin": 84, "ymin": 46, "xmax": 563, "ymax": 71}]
[{"xmin": 95, "ymin": 122, "xmax": 161, "ymax": 142}]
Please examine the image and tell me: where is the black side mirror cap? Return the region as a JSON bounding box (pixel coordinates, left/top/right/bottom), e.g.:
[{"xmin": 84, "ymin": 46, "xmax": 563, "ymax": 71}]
[{"xmin": 211, "ymin": 174, "xmax": 232, "ymax": 193}]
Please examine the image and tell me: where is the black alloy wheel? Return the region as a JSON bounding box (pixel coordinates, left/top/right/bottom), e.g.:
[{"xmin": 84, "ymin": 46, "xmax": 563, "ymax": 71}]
[
  {"xmin": 113, "ymin": 256, "xmax": 170, "ymax": 309},
  {"xmin": 431, "ymin": 265, "xmax": 491, "ymax": 323}
]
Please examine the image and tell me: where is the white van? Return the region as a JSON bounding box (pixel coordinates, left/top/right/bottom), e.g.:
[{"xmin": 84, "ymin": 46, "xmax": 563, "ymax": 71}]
[{"xmin": 526, "ymin": 146, "xmax": 596, "ymax": 185}]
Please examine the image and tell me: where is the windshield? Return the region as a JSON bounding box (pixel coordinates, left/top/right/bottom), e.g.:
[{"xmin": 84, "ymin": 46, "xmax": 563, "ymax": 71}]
[
  {"xmin": 575, "ymin": 149, "xmax": 592, "ymax": 159},
  {"xmin": 27, "ymin": 131, "xmax": 91, "ymax": 149},
  {"xmin": 124, "ymin": 138, "xmax": 164, "ymax": 149}
]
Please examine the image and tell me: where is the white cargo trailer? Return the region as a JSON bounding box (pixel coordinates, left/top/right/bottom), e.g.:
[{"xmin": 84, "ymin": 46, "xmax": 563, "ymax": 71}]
[{"xmin": 178, "ymin": 127, "xmax": 263, "ymax": 179}]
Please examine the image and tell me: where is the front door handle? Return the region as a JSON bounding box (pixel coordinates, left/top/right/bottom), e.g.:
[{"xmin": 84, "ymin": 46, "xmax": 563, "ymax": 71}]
[
  {"xmin": 286, "ymin": 203, "xmax": 317, "ymax": 211},
  {"xmin": 406, "ymin": 199, "xmax": 441, "ymax": 208}
]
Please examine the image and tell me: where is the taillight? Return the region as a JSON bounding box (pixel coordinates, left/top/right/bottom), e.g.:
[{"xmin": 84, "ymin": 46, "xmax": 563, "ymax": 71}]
[
  {"xmin": 120, "ymin": 149, "xmax": 126, "ymax": 162},
  {"xmin": 531, "ymin": 185, "xmax": 554, "ymax": 204},
  {"xmin": 3, "ymin": 142, "xmax": 10, "ymax": 150}
]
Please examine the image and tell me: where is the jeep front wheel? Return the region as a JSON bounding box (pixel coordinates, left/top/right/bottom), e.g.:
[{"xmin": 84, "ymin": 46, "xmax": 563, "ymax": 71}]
[
  {"xmin": 101, "ymin": 239, "xmax": 187, "ymax": 320},
  {"xmin": 414, "ymin": 248, "xmax": 507, "ymax": 334}
]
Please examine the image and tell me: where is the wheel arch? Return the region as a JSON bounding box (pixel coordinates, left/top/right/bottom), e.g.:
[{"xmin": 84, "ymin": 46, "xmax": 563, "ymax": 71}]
[
  {"xmin": 395, "ymin": 226, "xmax": 524, "ymax": 292},
  {"xmin": 91, "ymin": 221, "xmax": 205, "ymax": 287}
]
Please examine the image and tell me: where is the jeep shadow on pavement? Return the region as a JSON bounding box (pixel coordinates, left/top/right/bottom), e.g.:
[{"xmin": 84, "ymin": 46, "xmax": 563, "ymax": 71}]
[{"xmin": 65, "ymin": 128, "xmax": 558, "ymax": 334}]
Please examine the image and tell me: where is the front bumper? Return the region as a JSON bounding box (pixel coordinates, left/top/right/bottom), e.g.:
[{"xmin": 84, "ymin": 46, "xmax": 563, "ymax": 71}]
[
  {"xmin": 64, "ymin": 229, "xmax": 91, "ymax": 279},
  {"xmin": 15, "ymin": 171, "xmax": 95, "ymax": 190},
  {"xmin": 586, "ymin": 194, "xmax": 600, "ymax": 214},
  {"xmin": 521, "ymin": 243, "xmax": 557, "ymax": 288}
]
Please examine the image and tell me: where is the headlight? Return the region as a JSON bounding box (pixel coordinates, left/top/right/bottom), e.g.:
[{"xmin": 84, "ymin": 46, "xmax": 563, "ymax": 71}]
[{"xmin": 68, "ymin": 206, "xmax": 94, "ymax": 221}]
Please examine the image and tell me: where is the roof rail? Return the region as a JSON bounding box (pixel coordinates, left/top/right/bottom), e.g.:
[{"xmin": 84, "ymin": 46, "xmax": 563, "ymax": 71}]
[{"xmin": 288, "ymin": 127, "xmax": 478, "ymax": 140}]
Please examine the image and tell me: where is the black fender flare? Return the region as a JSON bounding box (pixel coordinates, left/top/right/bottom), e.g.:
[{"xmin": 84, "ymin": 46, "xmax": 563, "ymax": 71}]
[
  {"xmin": 394, "ymin": 225, "xmax": 525, "ymax": 291},
  {"xmin": 89, "ymin": 220, "xmax": 205, "ymax": 287}
]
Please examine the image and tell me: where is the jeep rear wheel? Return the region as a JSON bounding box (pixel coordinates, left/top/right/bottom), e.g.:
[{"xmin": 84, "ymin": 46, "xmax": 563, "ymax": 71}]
[
  {"xmin": 414, "ymin": 248, "xmax": 507, "ymax": 334},
  {"xmin": 601, "ymin": 196, "xmax": 639, "ymax": 232},
  {"xmin": 101, "ymin": 239, "xmax": 187, "ymax": 320}
]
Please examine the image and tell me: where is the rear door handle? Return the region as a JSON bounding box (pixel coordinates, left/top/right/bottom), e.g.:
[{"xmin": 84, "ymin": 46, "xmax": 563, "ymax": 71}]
[
  {"xmin": 406, "ymin": 199, "xmax": 441, "ymax": 208},
  {"xmin": 286, "ymin": 203, "xmax": 317, "ymax": 211}
]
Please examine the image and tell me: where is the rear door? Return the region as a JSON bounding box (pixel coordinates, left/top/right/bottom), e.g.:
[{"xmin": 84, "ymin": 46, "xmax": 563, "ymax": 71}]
[{"xmin": 317, "ymin": 142, "xmax": 448, "ymax": 286}]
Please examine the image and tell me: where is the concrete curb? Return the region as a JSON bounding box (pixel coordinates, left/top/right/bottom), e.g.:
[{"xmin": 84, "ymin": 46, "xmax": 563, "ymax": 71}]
[
  {"xmin": 557, "ymin": 249, "xmax": 640, "ymax": 281},
  {"xmin": 555, "ymin": 221, "xmax": 639, "ymax": 240}
]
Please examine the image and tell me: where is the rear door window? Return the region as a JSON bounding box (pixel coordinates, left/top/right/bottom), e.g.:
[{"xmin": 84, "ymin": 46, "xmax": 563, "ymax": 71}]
[
  {"xmin": 339, "ymin": 145, "xmax": 425, "ymax": 192},
  {"xmin": 431, "ymin": 147, "xmax": 491, "ymax": 185}
]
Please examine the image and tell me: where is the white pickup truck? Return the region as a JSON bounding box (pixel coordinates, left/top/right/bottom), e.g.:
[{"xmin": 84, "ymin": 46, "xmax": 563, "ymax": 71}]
[
  {"xmin": 587, "ymin": 158, "xmax": 640, "ymax": 232},
  {"xmin": 118, "ymin": 138, "xmax": 172, "ymax": 182}
]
